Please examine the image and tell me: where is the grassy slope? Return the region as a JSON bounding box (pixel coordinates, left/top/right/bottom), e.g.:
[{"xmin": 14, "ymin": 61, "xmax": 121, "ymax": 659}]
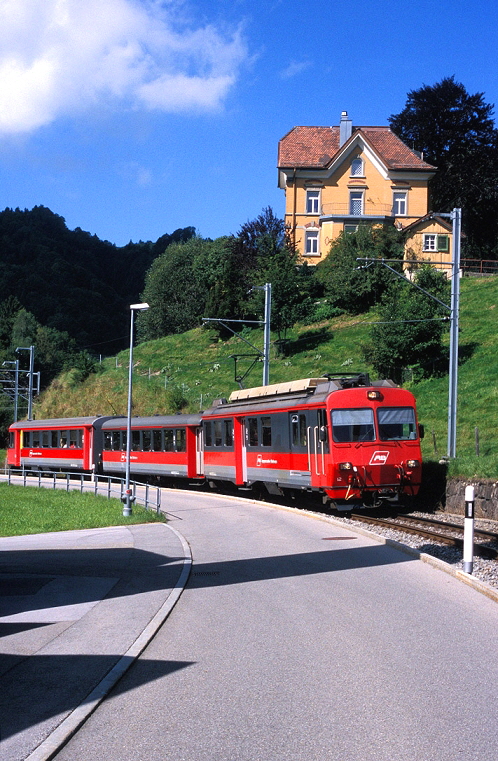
[{"xmin": 34, "ymin": 276, "xmax": 498, "ymax": 478}]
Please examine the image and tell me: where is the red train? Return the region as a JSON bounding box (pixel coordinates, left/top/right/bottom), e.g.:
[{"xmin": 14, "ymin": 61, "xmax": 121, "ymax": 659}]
[{"xmin": 7, "ymin": 374, "xmax": 423, "ymax": 509}]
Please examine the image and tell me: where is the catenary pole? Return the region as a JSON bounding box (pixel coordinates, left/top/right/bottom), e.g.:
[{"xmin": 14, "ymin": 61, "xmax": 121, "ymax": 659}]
[{"xmin": 447, "ymin": 208, "xmax": 461, "ymax": 459}]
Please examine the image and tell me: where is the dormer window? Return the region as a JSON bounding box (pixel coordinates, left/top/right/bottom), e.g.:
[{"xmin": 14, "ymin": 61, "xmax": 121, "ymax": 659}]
[
  {"xmin": 350, "ymin": 158, "xmax": 364, "ymax": 177},
  {"xmin": 306, "ymin": 189, "xmax": 320, "ymax": 214}
]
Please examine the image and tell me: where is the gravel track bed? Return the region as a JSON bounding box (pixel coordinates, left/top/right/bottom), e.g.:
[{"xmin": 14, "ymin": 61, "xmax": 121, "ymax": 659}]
[{"xmin": 331, "ymin": 510, "xmax": 498, "ymax": 590}]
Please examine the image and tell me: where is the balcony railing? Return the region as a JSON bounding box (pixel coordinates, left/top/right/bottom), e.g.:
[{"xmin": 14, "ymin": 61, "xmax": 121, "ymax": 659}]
[{"xmin": 320, "ymin": 202, "xmax": 395, "ymax": 217}]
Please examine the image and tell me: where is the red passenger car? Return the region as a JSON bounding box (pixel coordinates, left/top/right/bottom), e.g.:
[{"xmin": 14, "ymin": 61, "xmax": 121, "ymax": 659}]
[
  {"xmin": 7, "ymin": 416, "xmax": 115, "ymax": 472},
  {"xmin": 100, "ymin": 415, "xmax": 203, "ymax": 480},
  {"xmin": 201, "ymin": 374, "xmax": 422, "ymax": 508}
]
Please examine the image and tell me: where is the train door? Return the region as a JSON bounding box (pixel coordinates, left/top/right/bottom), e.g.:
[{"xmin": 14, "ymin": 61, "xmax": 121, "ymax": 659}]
[
  {"xmin": 234, "ymin": 416, "xmax": 247, "ymax": 485},
  {"xmin": 309, "ymin": 408, "xmax": 329, "ymax": 489},
  {"xmin": 196, "ymin": 426, "xmax": 204, "ymax": 476},
  {"xmin": 289, "ymin": 411, "xmax": 311, "ymax": 487}
]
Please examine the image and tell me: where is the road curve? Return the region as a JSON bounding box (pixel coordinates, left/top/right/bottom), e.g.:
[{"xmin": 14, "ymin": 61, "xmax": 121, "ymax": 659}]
[{"xmin": 55, "ymin": 491, "xmax": 498, "ymax": 761}]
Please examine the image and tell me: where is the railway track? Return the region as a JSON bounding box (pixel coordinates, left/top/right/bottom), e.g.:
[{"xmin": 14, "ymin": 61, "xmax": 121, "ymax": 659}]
[{"xmin": 349, "ymin": 512, "xmax": 498, "ymax": 559}]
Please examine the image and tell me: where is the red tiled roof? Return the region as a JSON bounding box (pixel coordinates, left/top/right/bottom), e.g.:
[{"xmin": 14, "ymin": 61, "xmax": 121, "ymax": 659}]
[{"xmin": 278, "ymin": 125, "xmax": 436, "ymax": 171}]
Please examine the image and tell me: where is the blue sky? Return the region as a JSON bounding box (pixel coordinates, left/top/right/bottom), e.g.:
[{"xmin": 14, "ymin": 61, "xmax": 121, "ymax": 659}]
[{"xmin": 1, "ymin": 0, "xmax": 497, "ymax": 246}]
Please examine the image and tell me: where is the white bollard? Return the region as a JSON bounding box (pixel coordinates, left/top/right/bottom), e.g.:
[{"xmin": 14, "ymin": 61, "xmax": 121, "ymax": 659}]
[{"xmin": 463, "ymin": 484, "xmax": 475, "ymax": 575}]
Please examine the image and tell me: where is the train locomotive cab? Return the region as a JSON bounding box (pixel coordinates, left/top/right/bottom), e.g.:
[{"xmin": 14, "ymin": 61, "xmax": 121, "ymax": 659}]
[
  {"xmin": 203, "ymin": 374, "xmax": 422, "ymax": 509},
  {"xmin": 323, "ymin": 375, "xmax": 422, "ymax": 508}
]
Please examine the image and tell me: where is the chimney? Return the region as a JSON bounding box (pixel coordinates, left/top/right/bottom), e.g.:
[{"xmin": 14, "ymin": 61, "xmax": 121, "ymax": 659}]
[{"xmin": 340, "ymin": 111, "xmax": 352, "ymax": 146}]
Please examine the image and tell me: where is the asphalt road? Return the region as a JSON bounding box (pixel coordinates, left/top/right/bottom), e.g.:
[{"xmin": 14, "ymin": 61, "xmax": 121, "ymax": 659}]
[{"xmin": 54, "ymin": 492, "xmax": 498, "ymax": 761}]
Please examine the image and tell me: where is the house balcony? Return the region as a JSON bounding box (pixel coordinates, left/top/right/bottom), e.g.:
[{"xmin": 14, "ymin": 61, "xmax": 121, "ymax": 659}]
[{"xmin": 320, "ymin": 202, "xmax": 395, "ymax": 221}]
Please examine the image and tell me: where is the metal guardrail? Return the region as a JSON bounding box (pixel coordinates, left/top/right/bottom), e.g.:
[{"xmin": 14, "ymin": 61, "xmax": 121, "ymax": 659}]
[{"xmin": 0, "ymin": 469, "xmax": 162, "ymax": 513}]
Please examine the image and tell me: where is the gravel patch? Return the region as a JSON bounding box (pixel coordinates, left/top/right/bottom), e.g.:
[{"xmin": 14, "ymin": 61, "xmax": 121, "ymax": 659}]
[{"xmin": 331, "ymin": 511, "xmax": 498, "ymax": 590}]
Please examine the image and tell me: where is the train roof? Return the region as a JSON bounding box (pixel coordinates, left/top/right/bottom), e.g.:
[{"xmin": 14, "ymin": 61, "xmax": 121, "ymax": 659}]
[
  {"xmin": 9, "ymin": 416, "xmax": 118, "ymax": 430},
  {"xmin": 204, "ymin": 375, "xmax": 399, "ymax": 416},
  {"xmin": 101, "ymin": 414, "xmax": 202, "ymax": 429}
]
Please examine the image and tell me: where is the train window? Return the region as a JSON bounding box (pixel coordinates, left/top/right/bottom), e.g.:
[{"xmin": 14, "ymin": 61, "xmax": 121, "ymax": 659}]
[
  {"xmin": 104, "ymin": 432, "xmax": 113, "ymax": 450},
  {"xmin": 248, "ymin": 418, "xmax": 259, "ymax": 447},
  {"xmin": 204, "ymin": 422, "xmax": 212, "ymax": 447},
  {"xmin": 9, "ymin": 432, "xmax": 14, "ymax": 448},
  {"xmin": 291, "ymin": 414, "xmax": 307, "ymax": 447},
  {"xmin": 132, "ymin": 431, "xmax": 141, "ymax": 451},
  {"xmin": 224, "ymin": 419, "xmax": 233, "ymax": 447},
  {"xmin": 142, "ymin": 430, "xmax": 152, "ymax": 452},
  {"xmin": 261, "ymin": 417, "xmax": 272, "ymax": 447},
  {"xmin": 164, "ymin": 429, "xmax": 174, "ymax": 451},
  {"xmin": 331, "ymin": 409, "xmax": 374, "ymax": 442},
  {"xmin": 69, "ymin": 430, "xmax": 81, "ymax": 448},
  {"xmin": 42, "ymin": 431, "xmax": 51, "ymax": 447},
  {"xmin": 214, "ymin": 420, "xmax": 223, "ymax": 447},
  {"xmin": 32, "ymin": 432, "xmax": 40, "ymax": 447},
  {"xmin": 112, "ymin": 431, "xmax": 121, "ymax": 450},
  {"xmin": 378, "ymin": 408, "xmax": 417, "ymax": 440},
  {"xmin": 153, "ymin": 429, "xmax": 162, "ymax": 451},
  {"xmin": 51, "ymin": 431, "xmax": 59, "ymax": 447},
  {"xmin": 176, "ymin": 428, "xmax": 186, "ymax": 452}
]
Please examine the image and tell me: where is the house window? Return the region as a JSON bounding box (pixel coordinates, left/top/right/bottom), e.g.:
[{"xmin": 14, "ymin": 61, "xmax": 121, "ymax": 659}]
[
  {"xmin": 351, "ymin": 158, "xmax": 364, "ymax": 176},
  {"xmin": 349, "ymin": 191, "xmax": 363, "ymax": 215},
  {"xmin": 423, "ymin": 234, "xmax": 449, "ymax": 252},
  {"xmin": 305, "ymin": 229, "xmax": 319, "ymax": 255},
  {"xmin": 344, "ymin": 224, "xmax": 358, "ymax": 234},
  {"xmin": 306, "ymin": 189, "xmax": 320, "ymax": 214},
  {"xmin": 393, "ymin": 191, "xmax": 407, "ymax": 216}
]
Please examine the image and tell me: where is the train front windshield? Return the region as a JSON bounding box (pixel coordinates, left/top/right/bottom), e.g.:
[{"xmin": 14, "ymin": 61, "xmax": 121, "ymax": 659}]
[
  {"xmin": 331, "ymin": 407, "xmax": 417, "ymax": 443},
  {"xmin": 332, "ymin": 409, "xmax": 375, "ymax": 442},
  {"xmin": 377, "ymin": 407, "xmax": 417, "ymax": 440}
]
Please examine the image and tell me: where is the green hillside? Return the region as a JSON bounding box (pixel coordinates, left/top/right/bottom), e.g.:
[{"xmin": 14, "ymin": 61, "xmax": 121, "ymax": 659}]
[{"xmin": 34, "ymin": 275, "xmax": 498, "ymax": 478}]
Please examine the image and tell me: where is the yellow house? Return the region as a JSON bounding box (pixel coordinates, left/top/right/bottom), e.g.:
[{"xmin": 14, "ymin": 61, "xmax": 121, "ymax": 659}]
[
  {"xmin": 401, "ymin": 213, "xmax": 454, "ymax": 275},
  {"xmin": 277, "ymin": 112, "xmax": 452, "ymax": 267}
]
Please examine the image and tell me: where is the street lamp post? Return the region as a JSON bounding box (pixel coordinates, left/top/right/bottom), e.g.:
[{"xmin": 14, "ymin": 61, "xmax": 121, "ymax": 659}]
[{"xmin": 123, "ymin": 303, "xmax": 149, "ymax": 517}]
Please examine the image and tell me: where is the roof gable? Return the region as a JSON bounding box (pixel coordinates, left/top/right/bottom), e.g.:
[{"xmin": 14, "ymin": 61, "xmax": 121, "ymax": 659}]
[
  {"xmin": 402, "ymin": 213, "xmax": 453, "ymax": 234},
  {"xmin": 278, "ymin": 125, "xmax": 436, "ymax": 172}
]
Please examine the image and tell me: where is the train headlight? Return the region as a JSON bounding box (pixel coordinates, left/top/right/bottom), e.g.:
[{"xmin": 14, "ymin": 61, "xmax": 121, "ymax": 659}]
[
  {"xmin": 338, "ymin": 462, "xmax": 353, "ymax": 471},
  {"xmin": 406, "ymin": 459, "xmax": 420, "ymax": 468},
  {"xmin": 367, "ymin": 390, "xmax": 383, "ymax": 401}
]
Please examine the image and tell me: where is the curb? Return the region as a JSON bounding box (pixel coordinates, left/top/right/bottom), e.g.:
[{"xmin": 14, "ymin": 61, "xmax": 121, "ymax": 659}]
[{"xmin": 25, "ymin": 523, "xmax": 192, "ymax": 761}]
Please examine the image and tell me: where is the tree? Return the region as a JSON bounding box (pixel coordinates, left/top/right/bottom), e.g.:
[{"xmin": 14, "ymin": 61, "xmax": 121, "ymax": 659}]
[
  {"xmin": 204, "ymin": 207, "xmax": 315, "ymax": 341},
  {"xmin": 315, "ymin": 225, "xmax": 405, "ymax": 314},
  {"xmin": 363, "ymin": 265, "xmax": 450, "ymax": 383},
  {"xmin": 138, "ymin": 237, "xmax": 227, "ymax": 340},
  {"xmin": 389, "ymin": 77, "xmax": 498, "ymax": 254}
]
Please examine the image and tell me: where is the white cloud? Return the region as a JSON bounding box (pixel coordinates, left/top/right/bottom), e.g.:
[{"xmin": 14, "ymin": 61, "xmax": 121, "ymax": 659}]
[
  {"xmin": 0, "ymin": 0, "xmax": 248, "ymax": 135},
  {"xmin": 279, "ymin": 60, "xmax": 312, "ymax": 80}
]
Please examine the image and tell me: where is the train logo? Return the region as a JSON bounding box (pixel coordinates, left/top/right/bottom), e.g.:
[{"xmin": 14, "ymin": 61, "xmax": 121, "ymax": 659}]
[{"xmin": 369, "ymin": 451, "xmax": 390, "ymax": 465}]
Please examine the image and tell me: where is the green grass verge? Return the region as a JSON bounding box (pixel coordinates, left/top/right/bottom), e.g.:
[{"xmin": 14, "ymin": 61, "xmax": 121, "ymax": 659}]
[{"xmin": 0, "ymin": 483, "xmax": 165, "ymax": 537}]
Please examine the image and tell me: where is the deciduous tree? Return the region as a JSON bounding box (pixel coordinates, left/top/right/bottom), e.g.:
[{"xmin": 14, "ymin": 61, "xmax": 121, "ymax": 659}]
[
  {"xmin": 389, "ymin": 77, "xmax": 498, "ymax": 254},
  {"xmin": 316, "ymin": 226, "xmax": 404, "ymax": 314},
  {"xmin": 363, "ymin": 265, "xmax": 450, "ymax": 383}
]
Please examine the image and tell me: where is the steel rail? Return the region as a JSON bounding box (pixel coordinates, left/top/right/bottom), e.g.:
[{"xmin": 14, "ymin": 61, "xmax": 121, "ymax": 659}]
[{"xmin": 349, "ymin": 513, "xmax": 498, "ymax": 559}]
